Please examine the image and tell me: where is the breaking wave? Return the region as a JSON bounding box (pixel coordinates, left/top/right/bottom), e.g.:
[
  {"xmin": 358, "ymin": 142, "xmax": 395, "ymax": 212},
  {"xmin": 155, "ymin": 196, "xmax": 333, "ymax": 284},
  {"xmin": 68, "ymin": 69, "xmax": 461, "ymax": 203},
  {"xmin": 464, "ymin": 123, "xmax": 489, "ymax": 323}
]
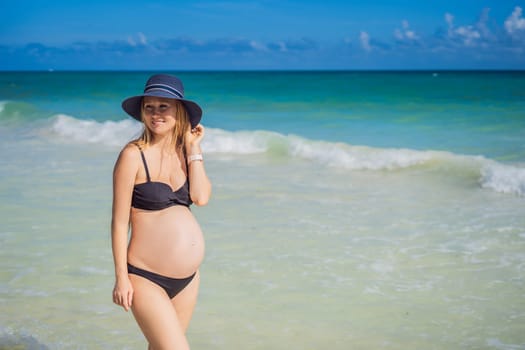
[{"xmin": 41, "ymin": 114, "xmax": 525, "ymax": 197}]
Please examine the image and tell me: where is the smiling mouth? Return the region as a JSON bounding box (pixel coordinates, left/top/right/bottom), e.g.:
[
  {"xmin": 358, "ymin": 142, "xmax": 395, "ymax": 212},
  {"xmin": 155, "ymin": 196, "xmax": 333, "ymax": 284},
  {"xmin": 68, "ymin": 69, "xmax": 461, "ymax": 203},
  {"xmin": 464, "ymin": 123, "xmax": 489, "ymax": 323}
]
[{"xmin": 151, "ymin": 119, "xmax": 165, "ymax": 126}]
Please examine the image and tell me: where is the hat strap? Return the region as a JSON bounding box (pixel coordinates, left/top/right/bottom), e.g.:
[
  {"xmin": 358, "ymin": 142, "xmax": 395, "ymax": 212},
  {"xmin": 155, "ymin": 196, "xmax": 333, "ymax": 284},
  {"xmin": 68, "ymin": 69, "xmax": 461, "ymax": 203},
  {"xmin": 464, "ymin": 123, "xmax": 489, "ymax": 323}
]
[{"xmin": 144, "ymin": 84, "xmax": 183, "ymax": 98}]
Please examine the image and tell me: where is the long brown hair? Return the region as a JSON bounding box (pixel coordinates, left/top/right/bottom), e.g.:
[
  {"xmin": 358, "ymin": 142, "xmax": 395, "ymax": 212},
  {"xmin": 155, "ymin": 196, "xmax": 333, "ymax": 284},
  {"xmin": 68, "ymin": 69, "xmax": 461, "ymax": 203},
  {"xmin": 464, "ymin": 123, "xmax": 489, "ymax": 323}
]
[{"xmin": 134, "ymin": 99, "xmax": 190, "ymax": 152}]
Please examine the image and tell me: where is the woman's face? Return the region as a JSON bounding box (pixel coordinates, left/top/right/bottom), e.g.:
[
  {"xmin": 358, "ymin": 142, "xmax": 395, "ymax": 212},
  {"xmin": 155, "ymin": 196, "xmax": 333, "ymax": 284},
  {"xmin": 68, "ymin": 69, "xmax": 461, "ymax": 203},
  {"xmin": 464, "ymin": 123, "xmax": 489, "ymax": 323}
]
[{"xmin": 142, "ymin": 97, "xmax": 178, "ymax": 135}]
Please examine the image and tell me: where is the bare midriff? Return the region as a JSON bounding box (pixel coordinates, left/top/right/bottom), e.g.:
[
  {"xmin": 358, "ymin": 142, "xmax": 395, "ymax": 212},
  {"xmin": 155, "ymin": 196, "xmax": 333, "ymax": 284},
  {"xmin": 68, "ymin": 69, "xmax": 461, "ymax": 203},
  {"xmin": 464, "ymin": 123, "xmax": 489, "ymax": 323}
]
[{"xmin": 128, "ymin": 205, "xmax": 205, "ymax": 278}]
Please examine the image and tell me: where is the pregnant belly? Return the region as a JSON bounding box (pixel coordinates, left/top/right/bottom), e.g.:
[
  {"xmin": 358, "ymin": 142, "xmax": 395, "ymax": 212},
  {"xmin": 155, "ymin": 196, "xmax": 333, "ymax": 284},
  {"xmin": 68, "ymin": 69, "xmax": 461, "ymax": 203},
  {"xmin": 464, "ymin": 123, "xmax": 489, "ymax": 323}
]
[{"xmin": 128, "ymin": 206, "xmax": 205, "ymax": 278}]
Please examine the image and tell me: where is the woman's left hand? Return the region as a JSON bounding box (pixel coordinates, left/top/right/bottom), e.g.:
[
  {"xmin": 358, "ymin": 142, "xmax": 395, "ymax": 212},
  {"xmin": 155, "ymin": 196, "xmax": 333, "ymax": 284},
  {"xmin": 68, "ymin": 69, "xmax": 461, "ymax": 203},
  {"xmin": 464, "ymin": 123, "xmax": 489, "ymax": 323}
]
[{"xmin": 185, "ymin": 124, "xmax": 205, "ymax": 150}]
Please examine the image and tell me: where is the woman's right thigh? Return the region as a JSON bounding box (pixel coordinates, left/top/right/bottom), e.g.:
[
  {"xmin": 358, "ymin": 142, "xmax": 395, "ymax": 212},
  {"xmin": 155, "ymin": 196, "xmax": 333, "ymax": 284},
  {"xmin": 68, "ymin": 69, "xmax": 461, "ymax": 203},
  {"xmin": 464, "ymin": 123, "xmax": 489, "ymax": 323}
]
[{"xmin": 129, "ymin": 274, "xmax": 190, "ymax": 350}]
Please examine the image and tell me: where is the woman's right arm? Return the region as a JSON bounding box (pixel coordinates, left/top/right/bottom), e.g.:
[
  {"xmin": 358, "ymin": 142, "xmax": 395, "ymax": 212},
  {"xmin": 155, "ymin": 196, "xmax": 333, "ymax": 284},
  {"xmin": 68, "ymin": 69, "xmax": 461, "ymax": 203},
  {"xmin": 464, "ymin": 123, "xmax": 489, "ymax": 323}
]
[{"xmin": 111, "ymin": 144, "xmax": 138, "ymax": 311}]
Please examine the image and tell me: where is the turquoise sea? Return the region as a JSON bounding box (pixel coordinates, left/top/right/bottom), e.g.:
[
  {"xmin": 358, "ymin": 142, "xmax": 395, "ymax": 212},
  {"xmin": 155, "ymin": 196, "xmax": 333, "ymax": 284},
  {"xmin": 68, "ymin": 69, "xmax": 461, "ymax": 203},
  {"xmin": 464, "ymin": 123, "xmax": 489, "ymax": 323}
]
[{"xmin": 1, "ymin": 71, "xmax": 525, "ymax": 349}]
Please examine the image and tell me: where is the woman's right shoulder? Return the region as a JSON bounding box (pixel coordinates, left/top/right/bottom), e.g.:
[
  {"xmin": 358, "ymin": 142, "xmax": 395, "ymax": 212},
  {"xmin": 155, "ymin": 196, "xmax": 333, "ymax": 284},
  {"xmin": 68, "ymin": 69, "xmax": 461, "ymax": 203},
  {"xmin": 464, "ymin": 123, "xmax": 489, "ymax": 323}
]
[{"xmin": 116, "ymin": 142, "xmax": 142, "ymax": 166}]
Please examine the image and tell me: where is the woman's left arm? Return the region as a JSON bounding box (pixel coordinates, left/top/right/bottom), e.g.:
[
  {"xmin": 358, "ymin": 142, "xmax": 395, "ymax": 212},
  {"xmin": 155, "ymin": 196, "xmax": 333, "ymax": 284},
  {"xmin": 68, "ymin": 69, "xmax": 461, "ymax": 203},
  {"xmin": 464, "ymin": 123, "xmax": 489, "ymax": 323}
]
[{"xmin": 186, "ymin": 124, "xmax": 212, "ymax": 206}]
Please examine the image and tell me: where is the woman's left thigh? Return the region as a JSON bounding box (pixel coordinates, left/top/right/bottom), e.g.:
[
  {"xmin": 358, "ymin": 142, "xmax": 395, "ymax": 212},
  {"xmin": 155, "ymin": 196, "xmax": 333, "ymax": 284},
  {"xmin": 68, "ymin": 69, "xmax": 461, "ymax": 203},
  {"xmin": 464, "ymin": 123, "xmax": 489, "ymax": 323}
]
[
  {"xmin": 172, "ymin": 270, "xmax": 201, "ymax": 332},
  {"xmin": 130, "ymin": 274, "xmax": 189, "ymax": 349}
]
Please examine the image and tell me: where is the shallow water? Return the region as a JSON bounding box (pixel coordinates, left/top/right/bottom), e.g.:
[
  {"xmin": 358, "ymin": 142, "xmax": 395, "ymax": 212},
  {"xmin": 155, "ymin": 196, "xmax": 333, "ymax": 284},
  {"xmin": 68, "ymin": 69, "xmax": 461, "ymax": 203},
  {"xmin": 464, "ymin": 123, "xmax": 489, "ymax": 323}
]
[{"xmin": 1, "ymin": 71, "xmax": 525, "ymax": 349}]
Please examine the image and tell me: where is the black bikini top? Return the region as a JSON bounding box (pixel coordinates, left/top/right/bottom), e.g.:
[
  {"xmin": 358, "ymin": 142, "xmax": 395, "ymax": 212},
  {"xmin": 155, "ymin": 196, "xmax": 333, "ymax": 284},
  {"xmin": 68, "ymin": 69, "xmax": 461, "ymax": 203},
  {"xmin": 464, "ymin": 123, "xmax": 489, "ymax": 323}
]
[{"xmin": 131, "ymin": 146, "xmax": 192, "ymax": 210}]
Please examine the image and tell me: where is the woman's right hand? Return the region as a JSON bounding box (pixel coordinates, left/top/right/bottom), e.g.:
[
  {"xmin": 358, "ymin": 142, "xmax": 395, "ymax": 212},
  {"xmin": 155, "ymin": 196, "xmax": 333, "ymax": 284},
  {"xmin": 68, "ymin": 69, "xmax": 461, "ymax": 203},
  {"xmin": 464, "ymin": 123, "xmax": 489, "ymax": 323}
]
[{"xmin": 112, "ymin": 276, "xmax": 134, "ymax": 311}]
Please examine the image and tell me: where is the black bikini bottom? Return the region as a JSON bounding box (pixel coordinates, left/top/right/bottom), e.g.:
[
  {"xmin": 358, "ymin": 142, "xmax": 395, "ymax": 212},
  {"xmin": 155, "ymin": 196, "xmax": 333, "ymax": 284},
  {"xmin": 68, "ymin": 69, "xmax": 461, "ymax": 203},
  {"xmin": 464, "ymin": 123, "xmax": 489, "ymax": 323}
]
[{"xmin": 128, "ymin": 263, "xmax": 196, "ymax": 299}]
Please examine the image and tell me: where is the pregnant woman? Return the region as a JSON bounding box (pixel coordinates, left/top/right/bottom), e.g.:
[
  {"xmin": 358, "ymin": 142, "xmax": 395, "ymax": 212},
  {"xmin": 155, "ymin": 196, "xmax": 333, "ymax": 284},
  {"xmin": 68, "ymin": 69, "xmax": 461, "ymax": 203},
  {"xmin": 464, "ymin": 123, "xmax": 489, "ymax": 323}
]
[{"xmin": 111, "ymin": 74, "xmax": 212, "ymax": 349}]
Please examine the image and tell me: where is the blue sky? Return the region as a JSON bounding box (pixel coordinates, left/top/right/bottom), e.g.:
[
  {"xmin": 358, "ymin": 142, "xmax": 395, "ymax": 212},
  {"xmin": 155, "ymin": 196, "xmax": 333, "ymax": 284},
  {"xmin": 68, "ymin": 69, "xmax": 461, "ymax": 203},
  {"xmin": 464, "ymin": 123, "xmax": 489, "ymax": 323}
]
[{"xmin": 1, "ymin": 0, "xmax": 524, "ymax": 70}]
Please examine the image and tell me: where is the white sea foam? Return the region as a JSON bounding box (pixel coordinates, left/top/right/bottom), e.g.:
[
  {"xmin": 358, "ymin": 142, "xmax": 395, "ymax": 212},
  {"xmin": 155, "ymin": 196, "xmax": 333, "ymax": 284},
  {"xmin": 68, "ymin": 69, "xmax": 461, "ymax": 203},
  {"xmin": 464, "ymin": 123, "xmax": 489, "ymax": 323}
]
[
  {"xmin": 287, "ymin": 135, "xmax": 437, "ymax": 170},
  {"xmin": 209, "ymin": 130, "xmax": 525, "ymax": 196},
  {"xmin": 49, "ymin": 115, "xmax": 525, "ymax": 196},
  {"xmin": 51, "ymin": 114, "xmax": 142, "ymax": 147},
  {"xmin": 480, "ymin": 160, "xmax": 525, "ymax": 196},
  {"xmin": 204, "ymin": 128, "xmax": 443, "ymax": 170},
  {"xmin": 209, "ymin": 130, "xmax": 475, "ymax": 172},
  {"xmin": 204, "ymin": 128, "xmax": 273, "ymax": 154}
]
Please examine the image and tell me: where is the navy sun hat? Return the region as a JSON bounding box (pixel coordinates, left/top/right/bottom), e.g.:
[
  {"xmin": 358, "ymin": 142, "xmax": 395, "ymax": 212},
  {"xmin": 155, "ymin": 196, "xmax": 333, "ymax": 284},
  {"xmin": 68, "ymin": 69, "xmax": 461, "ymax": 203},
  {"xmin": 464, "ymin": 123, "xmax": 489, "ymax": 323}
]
[{"xmin": 121, "ymin": 74, "xmax": 202, "ymax": 128}]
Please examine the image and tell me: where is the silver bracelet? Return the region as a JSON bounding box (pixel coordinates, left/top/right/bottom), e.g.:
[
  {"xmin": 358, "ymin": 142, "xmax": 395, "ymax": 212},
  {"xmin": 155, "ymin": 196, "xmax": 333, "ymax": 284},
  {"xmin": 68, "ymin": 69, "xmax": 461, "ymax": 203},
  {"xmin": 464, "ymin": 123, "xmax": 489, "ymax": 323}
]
[{"xmin": 187, "ymin": 153, "xmax": 203, "ymax": 163}]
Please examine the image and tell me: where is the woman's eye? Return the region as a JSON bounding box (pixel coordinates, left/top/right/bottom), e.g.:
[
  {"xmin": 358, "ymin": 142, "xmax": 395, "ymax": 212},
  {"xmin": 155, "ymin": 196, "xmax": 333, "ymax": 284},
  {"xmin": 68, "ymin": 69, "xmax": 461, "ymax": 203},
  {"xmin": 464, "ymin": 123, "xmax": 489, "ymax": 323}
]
[{"xmin": 143, "ymin": 104, "xmax": 171, "ymax": 114}]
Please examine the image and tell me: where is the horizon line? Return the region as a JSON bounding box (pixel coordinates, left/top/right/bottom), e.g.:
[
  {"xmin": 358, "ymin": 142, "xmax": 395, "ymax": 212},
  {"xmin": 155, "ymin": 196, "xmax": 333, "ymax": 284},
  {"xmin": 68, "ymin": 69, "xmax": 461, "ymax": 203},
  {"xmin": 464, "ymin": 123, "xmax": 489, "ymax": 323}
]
[{"xmin": 2, "ymin": 68, "xmax": 525, "ymax": 73}]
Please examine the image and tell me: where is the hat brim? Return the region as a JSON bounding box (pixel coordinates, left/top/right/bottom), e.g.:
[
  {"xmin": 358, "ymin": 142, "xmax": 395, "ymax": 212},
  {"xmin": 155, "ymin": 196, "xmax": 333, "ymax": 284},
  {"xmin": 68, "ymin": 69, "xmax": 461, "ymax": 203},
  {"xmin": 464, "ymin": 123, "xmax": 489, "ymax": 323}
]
[{"xmin": 122, "ymin": 91, "xmax": 202, "ymax": 128}]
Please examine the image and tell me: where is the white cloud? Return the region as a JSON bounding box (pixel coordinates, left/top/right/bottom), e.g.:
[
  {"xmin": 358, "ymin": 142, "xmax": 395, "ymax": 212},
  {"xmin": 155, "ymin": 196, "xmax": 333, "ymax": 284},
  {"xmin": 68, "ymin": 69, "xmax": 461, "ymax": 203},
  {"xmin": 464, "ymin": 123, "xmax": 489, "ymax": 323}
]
[
  {"xmin": 395, "ymin": 20, "xmax": 418, "ymax": 41},
  {"xmin": 477, "ymin": 8, "xmax": 491, "ymax": 37},
  {"xmin": 249, "ymin": 40, "xmax": 267, "ymax": 51},
  {"xmin": 445, "ymin": 13, "xmax": 454, "ymax": 30},
  {"xmin": 360, "ymin": 31, "xmax": 371, "ymax": 51},
  {"xmin": 279, "ymin": 42, "xmax": 287, "ymax": 52},
  {"xmin": 127, "ymin": 33, "xmax": 147, "ymax": 47},
  {"xmin": 394, "ymin": 29, "xmax": 403, "ymax": 40},
  {"xmin": 456, "ymin": 26, "xmax": 481, "ymax": 45},
  {"xmin": 138, "ymin": 32, "xmax": 147, "ymax": 45},
  {"xmin": 445, "ymin": 12, "xmax": 481, "ymax": 46},
  {"xmin": 505, "ymin": 6, "xmax": 525, "ymax": 34}
]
